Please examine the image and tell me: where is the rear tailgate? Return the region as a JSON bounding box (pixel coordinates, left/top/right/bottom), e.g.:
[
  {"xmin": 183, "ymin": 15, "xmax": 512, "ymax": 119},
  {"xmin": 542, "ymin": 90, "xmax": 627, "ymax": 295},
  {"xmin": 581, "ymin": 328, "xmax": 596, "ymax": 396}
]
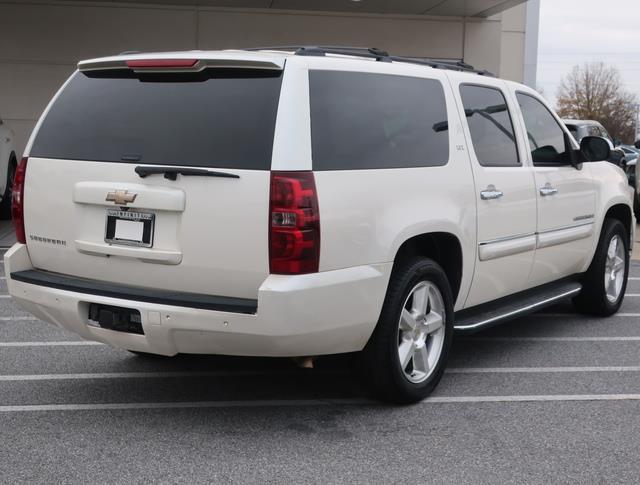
[{"xmin": 23, "ymin": 57, "xmax": 284, "ymax": 300}]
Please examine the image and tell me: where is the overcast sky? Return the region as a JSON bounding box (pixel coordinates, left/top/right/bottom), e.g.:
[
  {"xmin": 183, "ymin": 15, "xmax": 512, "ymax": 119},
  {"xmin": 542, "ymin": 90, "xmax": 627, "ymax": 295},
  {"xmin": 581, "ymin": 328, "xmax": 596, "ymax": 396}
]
[{"xmin": 537, "ymin": 0, "xmax": 640, "ymax": 107}]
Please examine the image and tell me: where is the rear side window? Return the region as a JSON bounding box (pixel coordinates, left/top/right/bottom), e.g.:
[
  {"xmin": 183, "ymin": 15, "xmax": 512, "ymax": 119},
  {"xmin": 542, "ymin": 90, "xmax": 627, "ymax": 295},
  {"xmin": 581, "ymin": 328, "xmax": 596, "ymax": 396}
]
[
  {"xmin": 30, "ymin": 69, "xmax": 283, "ymax": 169},
  {"xmin": 459, "ymin": 84, "xmax": 519, "ymax": 167},
  {"xmin": 309, "ymin": 71, "xmax": 449, "ymax": 170}
]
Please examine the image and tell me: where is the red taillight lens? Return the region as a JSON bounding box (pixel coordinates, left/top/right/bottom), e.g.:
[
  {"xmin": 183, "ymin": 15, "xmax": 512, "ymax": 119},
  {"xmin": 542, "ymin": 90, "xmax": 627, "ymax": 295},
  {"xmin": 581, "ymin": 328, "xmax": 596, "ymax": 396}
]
[
  {"xmin": 12, "ymin": 157, "xmax": 27, "ymax": 244},
  {"xmin": 269, "ymin": 171, "xmax": 320, "ymax": 274}
]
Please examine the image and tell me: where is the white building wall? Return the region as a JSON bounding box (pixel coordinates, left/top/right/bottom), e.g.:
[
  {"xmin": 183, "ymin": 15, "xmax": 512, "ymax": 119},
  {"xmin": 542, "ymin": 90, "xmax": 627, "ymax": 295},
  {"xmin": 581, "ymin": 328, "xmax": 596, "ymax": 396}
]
[{"xmin": 0, "ymin": 1, "xmax": 530, "ymax": 155}]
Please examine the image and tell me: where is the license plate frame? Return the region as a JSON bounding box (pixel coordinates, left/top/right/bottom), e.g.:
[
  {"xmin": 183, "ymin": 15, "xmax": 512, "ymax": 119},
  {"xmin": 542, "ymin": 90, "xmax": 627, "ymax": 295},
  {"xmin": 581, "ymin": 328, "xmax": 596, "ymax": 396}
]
[{"xmin": 105, "ymin": 209, "xmax": 155, "ymax": 248}]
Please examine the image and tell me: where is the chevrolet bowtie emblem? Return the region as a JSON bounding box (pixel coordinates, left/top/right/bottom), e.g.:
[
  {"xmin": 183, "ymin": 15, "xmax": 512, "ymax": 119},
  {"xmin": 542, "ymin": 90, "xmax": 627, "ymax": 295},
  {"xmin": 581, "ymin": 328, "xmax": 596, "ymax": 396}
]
[{"xmin": 106, "ymin": 190, "xmax": 137, "ymax": 206}]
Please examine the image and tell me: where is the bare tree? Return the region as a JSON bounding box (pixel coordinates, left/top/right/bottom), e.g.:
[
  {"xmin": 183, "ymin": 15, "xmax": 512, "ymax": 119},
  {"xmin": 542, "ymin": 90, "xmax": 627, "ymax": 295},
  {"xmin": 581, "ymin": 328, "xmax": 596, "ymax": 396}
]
[{"xmin": 556, "ymin": 62, "xmax": 638, "ymax": 143}]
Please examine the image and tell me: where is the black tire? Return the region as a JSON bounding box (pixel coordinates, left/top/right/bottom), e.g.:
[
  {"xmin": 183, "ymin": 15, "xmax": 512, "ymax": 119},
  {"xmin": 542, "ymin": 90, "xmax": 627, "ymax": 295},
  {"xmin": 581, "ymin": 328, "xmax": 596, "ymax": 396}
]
[
  {"xmin": 362, "ymin": 258, "xmax": 454, "ymax": 404},
  {"xmin": 0, "ymin": 155, "xmax": 16, "ymax": 220},
  {"xmin": 573, "ymin": 218, "xmax": 629, "ymax": 316}
]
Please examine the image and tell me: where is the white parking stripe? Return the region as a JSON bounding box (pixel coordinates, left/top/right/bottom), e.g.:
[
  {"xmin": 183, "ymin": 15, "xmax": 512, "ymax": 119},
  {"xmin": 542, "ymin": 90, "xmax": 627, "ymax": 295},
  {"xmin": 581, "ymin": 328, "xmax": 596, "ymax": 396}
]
[
  {"xmin": 0, "ymin": 399, "xmax": 373, "ymax": 412},
  {"xmin": 447, "ymin": 366, "xmax": 640, "ymax": 374},
  {"xmin": 0, "ymin": 317, "xmax": 37, "ymax": 321},
  {"xmin": 540, "ymin": 313, "xmax": 640, "ymax": 317},
  {"xmin": 0, "ymin": 369, "xmax": 347, "ymax": 382},
  {"xmin": 465, "ymin": 336, "xmax": 640, "ymax": 342},
  {"xmin": 2, "ymin": 394, "xmax": 640, "ymax": 412},
  {"xmin": 0, "ymin": 341, "xmax": 102, "ymax": 347},
  {"xmin": 425, "ymin": 394, "xmax": 640, "ymax": 404}
]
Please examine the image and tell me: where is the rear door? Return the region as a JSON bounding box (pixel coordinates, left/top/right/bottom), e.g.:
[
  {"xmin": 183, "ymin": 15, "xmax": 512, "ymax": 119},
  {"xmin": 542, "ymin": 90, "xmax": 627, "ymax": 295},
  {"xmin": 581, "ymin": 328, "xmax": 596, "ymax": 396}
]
[
  {"xmin": 24, "ymin": 59, "xmax": 285, "ymax": 300},
  {"xmin": 452, "ymin": 79, "xmax": 537, "ymax": 308}
]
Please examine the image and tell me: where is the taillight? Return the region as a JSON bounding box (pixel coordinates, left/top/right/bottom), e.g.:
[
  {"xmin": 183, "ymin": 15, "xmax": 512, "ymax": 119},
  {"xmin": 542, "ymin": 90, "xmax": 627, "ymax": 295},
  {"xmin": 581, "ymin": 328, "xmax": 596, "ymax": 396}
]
[
  {"xmin": 126, "ymin": 59, "xmax": 198, "ymax": 69},
  {"xmin": 269, "ymin": 171, "xmax": 320, "ymax": 274},
  {"xmin": 12, "ymin": 157, "xmax": 27, "ymax": 244}
]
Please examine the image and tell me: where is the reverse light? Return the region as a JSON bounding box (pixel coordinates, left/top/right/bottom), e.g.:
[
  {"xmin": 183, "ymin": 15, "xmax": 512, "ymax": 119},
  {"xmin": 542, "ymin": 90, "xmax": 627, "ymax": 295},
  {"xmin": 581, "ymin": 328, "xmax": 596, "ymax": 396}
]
[
  {"xmin": 12, "ymin": 157, "xmax": 27, "ymax": 244},
  {"xmin": 269, "ymin": 171, "xmax": 320, "ymax": 274}
]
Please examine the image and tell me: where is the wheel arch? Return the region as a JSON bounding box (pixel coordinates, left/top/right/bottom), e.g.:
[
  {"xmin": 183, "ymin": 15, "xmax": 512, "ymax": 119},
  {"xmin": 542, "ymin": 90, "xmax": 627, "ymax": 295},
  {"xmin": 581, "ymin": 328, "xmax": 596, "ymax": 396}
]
[
  {"xmin": 605, "ymin": 203, "xmax": 633, "ymax": 248},
  {"xmin": 391, "ymin": 232, "xmax": 464, "ymax": 305}
]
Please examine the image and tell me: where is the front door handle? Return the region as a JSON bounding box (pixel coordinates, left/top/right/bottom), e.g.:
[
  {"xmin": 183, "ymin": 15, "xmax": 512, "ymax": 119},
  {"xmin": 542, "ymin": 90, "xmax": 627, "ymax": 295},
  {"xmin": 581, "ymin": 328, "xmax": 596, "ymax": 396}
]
[
  {"xmin": 480, "ymin": 185, "xmax": 504, "ymax": 200},
  {"xmin": 540, "ymin": 184, "xmax": 558, "ymax": 196}
]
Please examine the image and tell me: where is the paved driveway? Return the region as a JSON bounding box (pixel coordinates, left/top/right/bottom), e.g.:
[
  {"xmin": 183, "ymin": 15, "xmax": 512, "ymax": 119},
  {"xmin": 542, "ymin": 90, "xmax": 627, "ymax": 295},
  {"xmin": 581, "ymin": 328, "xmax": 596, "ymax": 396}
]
[{"xmin": 2, "ymin": 256, "xmax": 640, "ymax": 483}]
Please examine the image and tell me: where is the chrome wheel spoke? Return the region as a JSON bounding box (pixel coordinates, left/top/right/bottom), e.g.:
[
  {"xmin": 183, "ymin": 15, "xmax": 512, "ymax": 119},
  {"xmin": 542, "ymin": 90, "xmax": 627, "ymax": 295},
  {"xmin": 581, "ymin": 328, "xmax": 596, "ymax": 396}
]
[
  {"xmin": 400, "ymin": 309, "xmax": 417, "ymax": 332},
  {"xmin": 411, "ymin": 284, "xmax": 429, "ymax": 315},
  {"xmin": 398, "ymin": 339, "xmax": 414, "ymax": 370},
  {"xmin": 412, "ymin": 343, "xmax": 430, "ymax": 375}
]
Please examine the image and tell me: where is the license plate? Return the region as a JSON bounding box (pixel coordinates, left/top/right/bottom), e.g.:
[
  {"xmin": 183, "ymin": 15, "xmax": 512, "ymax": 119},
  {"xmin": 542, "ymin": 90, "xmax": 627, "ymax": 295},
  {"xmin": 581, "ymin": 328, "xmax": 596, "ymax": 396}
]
[{"xmin": 105, "ymin": 209, "xmax": 154, "ymax": 247}]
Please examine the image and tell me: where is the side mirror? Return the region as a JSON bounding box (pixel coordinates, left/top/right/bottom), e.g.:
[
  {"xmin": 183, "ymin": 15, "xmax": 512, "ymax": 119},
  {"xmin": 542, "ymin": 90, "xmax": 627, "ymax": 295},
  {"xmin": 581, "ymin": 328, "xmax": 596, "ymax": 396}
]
[{"xmin": 580, "ymin": 136, "xmax": 611, "ymax": 162}]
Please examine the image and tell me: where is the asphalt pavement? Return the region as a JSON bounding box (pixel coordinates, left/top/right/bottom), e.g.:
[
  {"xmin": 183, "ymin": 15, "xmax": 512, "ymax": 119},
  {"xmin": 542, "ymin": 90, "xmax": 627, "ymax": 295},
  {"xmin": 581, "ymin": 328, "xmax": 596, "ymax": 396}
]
[{"xmin": 3, "ymin": 254, "xmax": 640, "ymax": 484}]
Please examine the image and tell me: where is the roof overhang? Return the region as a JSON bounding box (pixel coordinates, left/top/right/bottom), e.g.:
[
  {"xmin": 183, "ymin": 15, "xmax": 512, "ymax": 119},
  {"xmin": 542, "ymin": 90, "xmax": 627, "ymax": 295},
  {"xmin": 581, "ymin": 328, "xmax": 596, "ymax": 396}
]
[{"xmin": 62, "ymin": 0, "xmax": 528, "ymax": 18}]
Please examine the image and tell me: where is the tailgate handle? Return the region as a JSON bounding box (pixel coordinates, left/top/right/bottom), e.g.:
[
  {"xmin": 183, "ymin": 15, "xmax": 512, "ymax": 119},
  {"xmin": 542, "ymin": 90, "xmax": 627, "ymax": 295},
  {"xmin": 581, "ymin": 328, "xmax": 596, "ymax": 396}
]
[{"xmin": 135, "ymin": 166, "xmax": 240, "ymax": 181}]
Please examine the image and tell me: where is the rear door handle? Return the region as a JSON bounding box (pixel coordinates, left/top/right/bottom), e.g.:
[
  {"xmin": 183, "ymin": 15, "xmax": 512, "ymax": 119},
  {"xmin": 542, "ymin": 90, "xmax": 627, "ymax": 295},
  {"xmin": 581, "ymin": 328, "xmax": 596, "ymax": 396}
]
[
  {"xmin": 480, "ymin": 185, "xmax": 504, "ymax": 200},
  {"xmin": 540, "ymin": 184, "xmax": 558, "ymax": 196}
]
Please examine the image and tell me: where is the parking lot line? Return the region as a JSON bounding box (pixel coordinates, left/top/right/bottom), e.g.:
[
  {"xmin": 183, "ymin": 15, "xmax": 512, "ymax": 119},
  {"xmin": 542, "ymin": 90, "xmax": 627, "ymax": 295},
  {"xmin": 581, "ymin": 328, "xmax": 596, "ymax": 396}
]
[
  {"xmin": 0, "ymin": 341, "xmax": 102, "ymax": 347},
  {"xmin": 0, "ymin": 316, "xmax": 37, "ymax": 321},
  {"xmin": 541, "ymin": 313, "xmax": 640, "ymax": 317},
  {"xmin": 464, "ymin": 336, "xmax": 640, "ymax": 342},
  {"xmin": 3, "ymin": 394, "xmax": 640, "ymax": 413},
  {"xmin": 0, "ymin": 369, "xmax": 347, "ymax": 381},
  {"xmin": 426, "ymin": 394, "xmax": 640, "ymax": 404},
  {"xmin": 447, "ymin": 366, "xmax": 640, "ymax": 374},
  {"xmin": 0, "ymin": 398, "xmax": 373, "ymax": 413}
]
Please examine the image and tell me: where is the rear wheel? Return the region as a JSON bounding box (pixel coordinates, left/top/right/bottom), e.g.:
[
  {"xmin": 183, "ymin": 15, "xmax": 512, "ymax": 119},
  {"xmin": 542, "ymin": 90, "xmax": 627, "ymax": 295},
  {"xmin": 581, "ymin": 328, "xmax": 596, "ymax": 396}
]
[
  {"xmin": 0, "ymin": 155, "xmax": 16, "ymax": 220},
  {"xmin": 362, "ymin": 258, "xmax": 454, "ymax": 404},
  {"xmin": 573, "ymin": 218, "xmax": 629, "ymax": 316}
]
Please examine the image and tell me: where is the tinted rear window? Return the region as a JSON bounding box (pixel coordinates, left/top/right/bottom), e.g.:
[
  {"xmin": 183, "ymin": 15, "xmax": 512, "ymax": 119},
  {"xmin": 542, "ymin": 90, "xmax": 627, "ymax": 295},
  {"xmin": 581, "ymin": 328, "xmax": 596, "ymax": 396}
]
[
  {"xmin": 30, "ymin": 69, "xmax": 283, "ymax": 169},
  {"xmin": 309, "ymin": 71, "xmax": 449, "ymax": 170}
]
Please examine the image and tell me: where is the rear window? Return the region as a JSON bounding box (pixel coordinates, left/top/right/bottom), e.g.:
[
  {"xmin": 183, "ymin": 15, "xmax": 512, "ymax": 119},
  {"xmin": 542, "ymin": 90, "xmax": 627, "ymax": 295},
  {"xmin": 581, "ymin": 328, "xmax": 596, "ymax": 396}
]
[
  {"xmin": 309, "ymin": 71, "xmax": 449, "ymax": 170},
  {"xmin": 30, "ymin": 69, "xmax": 283, "ymax": 170}
]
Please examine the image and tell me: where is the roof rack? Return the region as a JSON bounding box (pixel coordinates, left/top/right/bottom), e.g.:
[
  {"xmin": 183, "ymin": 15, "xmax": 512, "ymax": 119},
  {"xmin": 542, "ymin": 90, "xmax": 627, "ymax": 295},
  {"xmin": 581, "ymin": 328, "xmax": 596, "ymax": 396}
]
[{"xmin": 245, "ymin": 46, "xmax": 495, "ymax": 76}]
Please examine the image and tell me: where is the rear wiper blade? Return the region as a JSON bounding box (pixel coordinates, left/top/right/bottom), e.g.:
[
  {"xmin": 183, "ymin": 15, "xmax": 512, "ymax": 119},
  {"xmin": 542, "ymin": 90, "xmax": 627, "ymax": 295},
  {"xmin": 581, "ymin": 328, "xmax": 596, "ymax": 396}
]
[{"xmin": 135, "ymin": 166, "xmax": 240, "ymax": 181}]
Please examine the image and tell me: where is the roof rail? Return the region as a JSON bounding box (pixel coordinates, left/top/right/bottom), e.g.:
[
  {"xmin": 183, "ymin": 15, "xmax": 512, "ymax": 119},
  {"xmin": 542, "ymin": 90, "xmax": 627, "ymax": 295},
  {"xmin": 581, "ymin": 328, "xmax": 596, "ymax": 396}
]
[{"xmin": 245, "ymin": 46, "xmax": 495, "ymax": 76}]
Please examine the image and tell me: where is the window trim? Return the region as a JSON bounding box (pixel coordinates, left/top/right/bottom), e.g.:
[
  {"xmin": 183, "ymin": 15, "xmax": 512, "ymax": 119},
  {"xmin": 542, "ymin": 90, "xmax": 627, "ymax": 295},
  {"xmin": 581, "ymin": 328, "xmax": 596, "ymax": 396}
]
[
  {"xmin": 459, "ymin": 83, "xmax": 521, "ymax": 168},
  {"xmin": 515, "ymin": 91, "xmax": 575, "ymax": 168}
]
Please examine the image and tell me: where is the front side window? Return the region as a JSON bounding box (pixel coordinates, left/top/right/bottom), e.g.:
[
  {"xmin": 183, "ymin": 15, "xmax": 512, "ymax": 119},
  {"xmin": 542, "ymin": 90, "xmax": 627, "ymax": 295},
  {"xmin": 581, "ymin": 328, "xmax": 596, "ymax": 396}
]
[
  {"xmin": 309, "ymin": 71, "xmax": 449, "ymax": 170},
  {"xmin": 459, "ymin": 85, "xmax": 520, "ymax": 167},
  {"xmin": 516, "ymin": 93, "xmax": 572, "ymax": 165}
]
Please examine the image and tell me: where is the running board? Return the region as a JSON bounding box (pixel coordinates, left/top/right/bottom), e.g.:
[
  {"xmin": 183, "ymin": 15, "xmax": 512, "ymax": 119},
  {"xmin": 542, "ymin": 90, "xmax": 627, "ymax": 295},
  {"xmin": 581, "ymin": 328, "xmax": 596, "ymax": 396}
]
[{"xmin": 454, "ymin": 280, "xmax": 582, "ymax": 333}]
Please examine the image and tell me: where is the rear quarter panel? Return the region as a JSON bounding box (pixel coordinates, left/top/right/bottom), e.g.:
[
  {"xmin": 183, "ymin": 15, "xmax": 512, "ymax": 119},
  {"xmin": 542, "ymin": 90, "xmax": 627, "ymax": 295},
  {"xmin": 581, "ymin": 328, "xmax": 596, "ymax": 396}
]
[{"xmin": 302, "ymin": 59, "xmax": 477, "ymax": 310}]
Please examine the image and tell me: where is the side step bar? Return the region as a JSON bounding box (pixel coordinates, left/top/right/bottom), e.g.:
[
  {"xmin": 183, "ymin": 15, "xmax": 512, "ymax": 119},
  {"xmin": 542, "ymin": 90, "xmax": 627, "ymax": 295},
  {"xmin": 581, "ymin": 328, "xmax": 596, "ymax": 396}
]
[{"xmin": 454, "ymin": 279, "xmax": 582, "ymax": 333}]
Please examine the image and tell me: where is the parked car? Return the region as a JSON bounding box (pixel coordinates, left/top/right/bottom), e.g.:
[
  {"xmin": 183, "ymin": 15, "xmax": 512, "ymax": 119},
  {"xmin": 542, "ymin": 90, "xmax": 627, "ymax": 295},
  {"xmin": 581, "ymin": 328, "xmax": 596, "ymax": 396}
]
[
  {"xmin": 563, "ymin": 119, "xmax": 627, "ymax": 168},
  {"xmin": 5, "ymin": 47, "xmax": 634, "ymax": 403},
  {"xmin": 0, "ymin": 116, "xmax": 17, "ymax": 219}
]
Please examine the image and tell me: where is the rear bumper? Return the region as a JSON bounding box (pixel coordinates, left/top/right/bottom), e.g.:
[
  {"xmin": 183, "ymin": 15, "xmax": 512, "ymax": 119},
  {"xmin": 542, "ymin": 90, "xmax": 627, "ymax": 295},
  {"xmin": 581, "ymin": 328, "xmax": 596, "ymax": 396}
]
[{"xmin": 5, "ymin": 244, "xmax": 391, "ymax": 357}]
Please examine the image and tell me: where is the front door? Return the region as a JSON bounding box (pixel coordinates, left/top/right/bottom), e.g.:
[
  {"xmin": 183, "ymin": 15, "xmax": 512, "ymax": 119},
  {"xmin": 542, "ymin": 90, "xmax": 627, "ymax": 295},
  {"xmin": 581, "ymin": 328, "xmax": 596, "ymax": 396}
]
[{"xmin": 513, "ymin": 91, "xmax": 597, "ymax": 286}]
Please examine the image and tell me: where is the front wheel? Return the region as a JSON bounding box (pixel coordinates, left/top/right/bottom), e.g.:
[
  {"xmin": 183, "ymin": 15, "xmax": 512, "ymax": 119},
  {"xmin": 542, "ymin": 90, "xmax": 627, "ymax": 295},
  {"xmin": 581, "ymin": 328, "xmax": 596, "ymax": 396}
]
[
  {"xmin": 573, "ymin": 218, "xmax": 629, "ymax": 316},
  {"xmin": 362, "ymin": 258, "xmax": 454, "ymax": 404}
]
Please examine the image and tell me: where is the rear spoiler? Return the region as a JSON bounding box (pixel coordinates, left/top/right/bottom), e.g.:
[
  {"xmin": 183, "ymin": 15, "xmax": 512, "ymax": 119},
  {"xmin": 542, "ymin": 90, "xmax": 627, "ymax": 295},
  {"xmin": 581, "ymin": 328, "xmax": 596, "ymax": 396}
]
[{"xmin": 78, "ymin": 56, "xmax": 284, "ymax": 73}]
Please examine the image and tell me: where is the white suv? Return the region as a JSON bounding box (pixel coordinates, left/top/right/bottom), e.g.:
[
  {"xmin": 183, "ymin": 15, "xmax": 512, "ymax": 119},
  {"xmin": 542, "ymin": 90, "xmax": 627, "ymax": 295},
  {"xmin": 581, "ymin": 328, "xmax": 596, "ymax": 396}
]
[{"xmin": 5, "ymin": 47, "xmax": 634, "ymax": 403}]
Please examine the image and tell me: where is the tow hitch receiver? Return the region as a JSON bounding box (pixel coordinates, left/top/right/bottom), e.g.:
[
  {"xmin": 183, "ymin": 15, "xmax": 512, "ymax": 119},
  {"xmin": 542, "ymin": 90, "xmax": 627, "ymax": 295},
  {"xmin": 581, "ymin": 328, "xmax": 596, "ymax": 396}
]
[{"xmin": 88, "ymin": 304, "xmax": 144, "ymax": 335}]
